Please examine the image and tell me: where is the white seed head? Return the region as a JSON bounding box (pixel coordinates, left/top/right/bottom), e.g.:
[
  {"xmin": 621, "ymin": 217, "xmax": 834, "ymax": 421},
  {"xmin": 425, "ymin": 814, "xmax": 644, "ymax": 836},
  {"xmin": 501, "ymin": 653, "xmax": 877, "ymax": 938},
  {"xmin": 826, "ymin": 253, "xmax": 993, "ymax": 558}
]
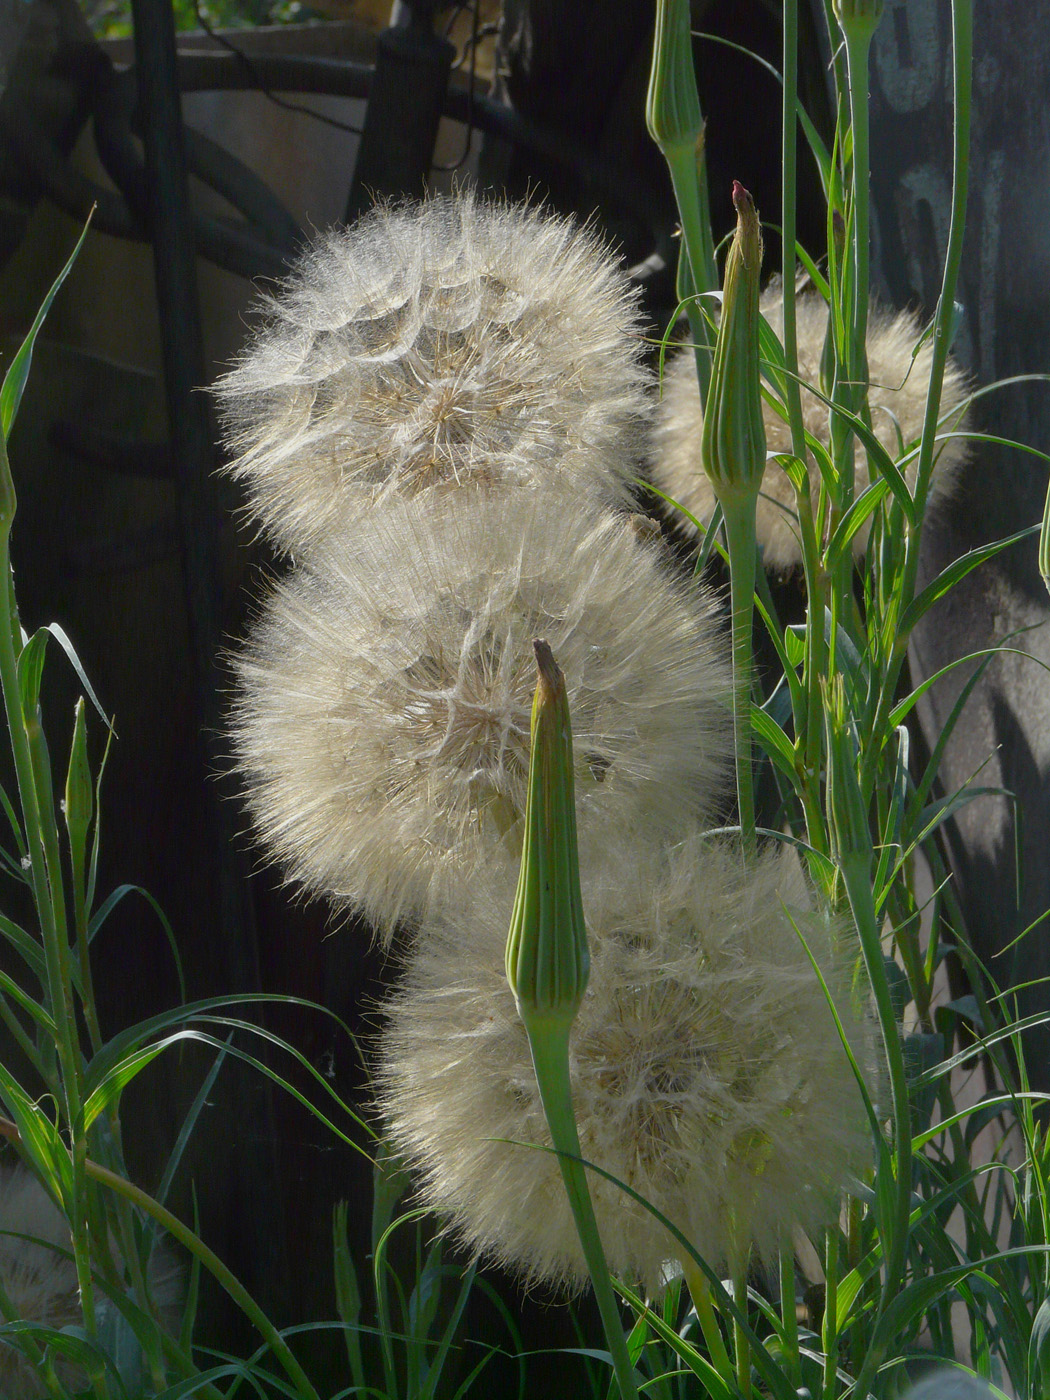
[
  {"xmin": 650, "ymin": 289, "xmax": 971, "ymax": 570},
  {"xmin": 0, "ymin": 1165, "xmax": 183, "ymax": 1397},
  {"xmin": 230, "ymin": 492, "xmax": 732, "ymax": 940},
  {"xmin": 214, "ymin": 192, "xmax": 652, "ymax": 556},
  {"xmin": 377, "ymin": 831, "xmax": 875, "ymax": 1295}
]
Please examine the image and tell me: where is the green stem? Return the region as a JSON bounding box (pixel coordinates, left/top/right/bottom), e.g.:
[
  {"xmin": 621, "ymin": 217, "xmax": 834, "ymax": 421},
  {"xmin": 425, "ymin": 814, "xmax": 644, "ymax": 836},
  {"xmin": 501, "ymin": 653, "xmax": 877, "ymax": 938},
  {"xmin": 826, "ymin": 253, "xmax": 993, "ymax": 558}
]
[
  {"xmin": 0, "ymin": 459, "xmax": 101, "ymax": 1354},
  {"xmin": 780, "ymin": 0, "xmax": 806, "ymax": 462},
  {"xmin": 731, "ymin": 1248, "xmax": 752, "ymax": 1400},
  {"xmin": 677, "ymin": 252, "xmax": 714, "ymax": 410},
  {"xmin": 841, "ymin": 23, "xmax": 873, "ymax": 402},
  {"xmin": 839, "ymin": 852, "xmax": 911, "ymax": 1305},
  {"xmin": 720, "ymin": 494, "xmax": 759, "ymax": 855},
  {"xmin": 667, "ymin": 145, "xmax": 717, "ymax": 408},
  {"xmin": 901, "ymin": 0, "xmax": 973, "ymax": 537},
  {"xmin": 781, "ymin": 0, "xmax": 828, "ymax": 846},
  {"xmin": 525, "ymin": 1018, "xmax": 640, "ymax": 1400},
  {"xmin": 679, "ymin": 1252, "xmax": 734, "ymax": 1384},
  {"xmin": 83, "ymin": 1154, "xmax": 321, "ymax": 1400},
  {"xmin": 822, "ymin": 1227, "xmax": 838, "ymax": 1400},
  {"xmin": 778, "ymin": 1241, "xmax": 801, "ymax": 1390}
]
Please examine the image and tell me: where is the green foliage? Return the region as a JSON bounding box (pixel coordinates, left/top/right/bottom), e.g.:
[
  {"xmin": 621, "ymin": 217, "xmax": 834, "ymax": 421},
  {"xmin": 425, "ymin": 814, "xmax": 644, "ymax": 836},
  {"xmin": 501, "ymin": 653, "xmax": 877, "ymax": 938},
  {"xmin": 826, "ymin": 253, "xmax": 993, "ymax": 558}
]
[{"xmin": 82, "ymin": 0, "xmax": 314, "ymax": 42}]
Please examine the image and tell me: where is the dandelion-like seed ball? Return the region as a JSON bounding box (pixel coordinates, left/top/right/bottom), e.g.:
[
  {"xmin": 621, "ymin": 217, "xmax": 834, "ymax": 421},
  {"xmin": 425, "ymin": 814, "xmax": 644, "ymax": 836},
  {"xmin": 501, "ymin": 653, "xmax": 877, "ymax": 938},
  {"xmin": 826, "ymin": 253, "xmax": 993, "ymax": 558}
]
[
  {"xmin": 230, "ymin": 493, "xmax": 731, "ymax": 939},
  {"xmin": 377, "ymin": 832, "xmax": 875, "ymax": 1295},
  {"xmin": 650, "ymin": 289, "xmax": 970, "ymax": 571},
  {"xmin": 214, "ymin": 192, "xmax": 652, "ymax": 556}
]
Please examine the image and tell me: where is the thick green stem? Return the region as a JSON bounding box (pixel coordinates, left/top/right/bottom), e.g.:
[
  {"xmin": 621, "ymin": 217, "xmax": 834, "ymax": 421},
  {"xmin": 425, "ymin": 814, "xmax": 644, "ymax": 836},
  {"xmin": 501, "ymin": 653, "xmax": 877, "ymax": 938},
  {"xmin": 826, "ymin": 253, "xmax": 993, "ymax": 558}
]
[
  {"xmin": 839, "ymin": 852, "xmax": 911, "ymax": 1297},
  {"xmin": 525, "ymin": 1017, "xmax": 640, "ymax": 1400},
  {"xmin": 720, "ymin": 494, "xmax": 759, "ymax": 855},
  {"xmin": 778, "ymin": 1241, "xmax": 801, "ymax": 1390},
  {"xmin": 679, "ymin": 1252, "xmax": 734, "ymax": 1383},
  {"xmin": 731, "ymin": 1248, "xmax": 752, "ymax": 1400},
  {"xmin": 822, "ymin": 1227, "xmax": 839, "ymax": 1397},
  {"xmin": 841, "ymin": 25, "xmax": 873, "ymax": 402}
]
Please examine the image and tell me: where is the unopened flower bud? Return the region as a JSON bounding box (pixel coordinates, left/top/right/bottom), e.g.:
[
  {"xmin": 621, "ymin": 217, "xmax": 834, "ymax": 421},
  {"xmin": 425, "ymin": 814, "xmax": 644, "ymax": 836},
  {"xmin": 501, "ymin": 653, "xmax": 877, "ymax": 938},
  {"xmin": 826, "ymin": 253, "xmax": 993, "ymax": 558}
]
[
  {"xmin": 505, "ymin": 640, "xmax": 589, "ymax": 1035},
  {"xmin": 701, "ymin": 182, "xmax": 766, "ymax": 508},
  {"xmin": 646, "ymin": 0, "xmax": 703, "ymax": 157}
]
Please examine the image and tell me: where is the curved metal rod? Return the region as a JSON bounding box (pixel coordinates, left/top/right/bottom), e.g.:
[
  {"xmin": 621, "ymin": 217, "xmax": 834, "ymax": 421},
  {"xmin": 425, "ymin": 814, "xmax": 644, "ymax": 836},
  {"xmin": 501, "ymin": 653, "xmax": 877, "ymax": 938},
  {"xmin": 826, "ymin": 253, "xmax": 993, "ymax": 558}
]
[
  {"xmin": 170, "ymin": 49, "xmax": 663, "ymax": 233},
  {"xmin": 4, "ymin": 39, "xmax": 664, "ymax": 279}
]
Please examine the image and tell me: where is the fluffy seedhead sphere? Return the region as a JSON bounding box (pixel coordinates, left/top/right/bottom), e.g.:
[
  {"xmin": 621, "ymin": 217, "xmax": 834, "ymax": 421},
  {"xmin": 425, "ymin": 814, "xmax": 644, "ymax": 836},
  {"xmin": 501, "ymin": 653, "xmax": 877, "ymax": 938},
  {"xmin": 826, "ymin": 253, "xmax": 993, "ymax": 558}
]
[
  {"xmin": 230, "ymin": 493, "xmax": 732, "ymax": 940},
  {"xmin": 213, "ymin": 192, "xmax": 652, "ymax": 557},
  {"xmin": 377, "ymin": 832, "xmax": 875, "ymax": 1296},
  {"xmin": 650, "ymin": 289, "xmax": 971, "ymax": 571},
  {"xmin": 0, "ymin": 1165, "xmax": 183, "ymax": 1397}
]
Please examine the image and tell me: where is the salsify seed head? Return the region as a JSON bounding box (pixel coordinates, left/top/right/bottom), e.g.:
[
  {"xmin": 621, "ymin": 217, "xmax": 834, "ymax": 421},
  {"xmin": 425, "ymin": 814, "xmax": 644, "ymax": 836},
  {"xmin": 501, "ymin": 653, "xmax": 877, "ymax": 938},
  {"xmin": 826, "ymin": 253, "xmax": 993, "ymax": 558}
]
[
  {"xmin": 650, "ymin": 288, "xmax": 970, "ymax": 571},
  {"xmin": 229, "ymin": 491, "xmax": 732, "ymax": 941},
  {"xmin": 376, "ymin": 830, "xmax": 875, "ymax": 1296},
  {"xmin": 214, "ymin": 192, "xmax": 652, "ymax": 557}
]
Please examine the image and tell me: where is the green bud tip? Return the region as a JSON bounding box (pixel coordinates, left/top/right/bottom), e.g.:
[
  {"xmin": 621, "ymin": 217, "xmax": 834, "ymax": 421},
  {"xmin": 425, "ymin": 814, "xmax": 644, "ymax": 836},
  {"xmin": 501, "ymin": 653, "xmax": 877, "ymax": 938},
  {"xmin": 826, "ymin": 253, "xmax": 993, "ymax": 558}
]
[
  {"xmin": 505, "ymin": 639, "xmax": 589, "ymax": 1030},
  {"xmin": 700, "ymin": 181, "xmax": 766, "ymax": 505}
]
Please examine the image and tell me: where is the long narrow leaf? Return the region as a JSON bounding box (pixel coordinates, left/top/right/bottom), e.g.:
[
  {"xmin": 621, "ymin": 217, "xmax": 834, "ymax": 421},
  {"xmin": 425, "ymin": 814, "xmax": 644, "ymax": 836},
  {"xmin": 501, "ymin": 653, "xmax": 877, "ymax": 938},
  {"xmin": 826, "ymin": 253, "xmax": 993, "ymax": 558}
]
[
  {"xmin": 1, "ymin": 215, "xmax": 93, "ymax": 440},
  {"xmin": 900, "ymin": 525, "xmax": 1038, "ymax": 635}
]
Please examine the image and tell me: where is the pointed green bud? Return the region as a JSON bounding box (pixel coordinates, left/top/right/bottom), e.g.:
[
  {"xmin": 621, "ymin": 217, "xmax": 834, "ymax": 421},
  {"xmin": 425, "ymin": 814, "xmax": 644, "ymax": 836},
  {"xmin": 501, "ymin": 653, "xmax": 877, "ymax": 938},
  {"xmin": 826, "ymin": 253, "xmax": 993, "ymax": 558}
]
[
  {"xmin": 646, "ymin": 0, "xmax": 703, "ymax": 157},
  {"xmin": 701, "ymin": 182, "xmax": 767, "ymax": 508},
  {"xmin": 646, "ymin": 0, "xmax": 718, "ymax": 306},
  {"xmin": 505, "ymin": 640, "xmax": 589, "ymax": 1035}
]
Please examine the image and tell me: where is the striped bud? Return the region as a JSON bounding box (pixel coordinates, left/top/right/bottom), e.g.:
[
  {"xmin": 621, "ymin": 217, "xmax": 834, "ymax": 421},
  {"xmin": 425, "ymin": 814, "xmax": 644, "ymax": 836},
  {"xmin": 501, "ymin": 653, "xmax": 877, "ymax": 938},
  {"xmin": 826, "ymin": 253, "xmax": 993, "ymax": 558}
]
[
  {"xmin": 505, "ymin": 640, "xmax": 589, "ymax": 1034},
  {"xmin": 701, "ymin": 182, "xmax": 766, "ymax": 508}
]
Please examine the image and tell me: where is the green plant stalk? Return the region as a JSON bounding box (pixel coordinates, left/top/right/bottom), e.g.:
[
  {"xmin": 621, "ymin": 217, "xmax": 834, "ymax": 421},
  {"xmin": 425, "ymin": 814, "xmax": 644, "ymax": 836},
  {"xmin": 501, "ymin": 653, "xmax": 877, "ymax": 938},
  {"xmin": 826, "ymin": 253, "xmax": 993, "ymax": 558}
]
[
  {"xmin": 81, "ymin": 1150, "xmax": 320, "ymax": 1400},
  {"xmin": 646, "ymin": 0, "xmax": 717, "ymax": 405},
  {"xmin": 66, "ymin": 699, "xmax": 103, "ymax": 1058},
  {"xmin": 821, "ymin": 1226, "xmax": 839, "ymax": 1400},
  {"xmin": 0, "ymin": 437, "xmax": 103, "ymax": 1358},
  {"xmin": 722, "ymin": 495, "xmax": 759, "ymax": 855},
  {"xmin": 779, "ymin": 0, "xmax": 806, "ymax": 463},
  {"xmin": 730, "ymin": 1248, "xmax": 752, "ymax": 1400},
  {"xmin": 678, "ymin": 1252, "xmax": 734, "ymax": 1385},
  {"xmin": 839, "ymin": 19, "xmax": 874, "ymax": 409},
  {"xmin": 779, "ymin": 0, "xmax": 829, "ymax": 831},
  {"xmin": 902, "ymin": 0, "xmax": 973, "ymax": 540},
  {"xmin": 24, "ymin": 713, "xmax": 103, "ymax": 1362},
  {"xmin": 700, "ymin": 183, "xmax": 765, "ymax": 853},
  {"xmin": 523, "ymin": 1018, "xmax": 639, "ymax": 1400},
  {"xmin": 507, "ymin": 643, "xmax": 637, "ymax": 1400},
  {"xmin": 777, "ymin": 1243, "xmax": 801, "ymax": 1391},
  {"xmin": 838, "ymin": 850, "xmax": 912, "ymax": 1329},
  {"xmin": 857, "ymin": 0, "xmax": 972, "ymax": 806},
  {"xmin": 823, "ymin": 681, "xmax": 912, "ymax": 1381},
  {"xmin": 828, "ymin": 16, "xmax": 878, "ymax": 692}
]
